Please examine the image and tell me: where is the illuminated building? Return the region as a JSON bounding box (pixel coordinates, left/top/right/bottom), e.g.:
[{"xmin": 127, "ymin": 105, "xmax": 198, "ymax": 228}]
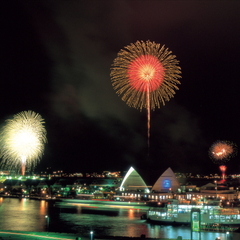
[
  {"xmin": 152, "ymin": 167, "xmax": 180, "ymax": 193},
  {"xmin": 117, "ymin": 167, "xmax": 174, "ymax": 201},
  {"xmin": 119, "ymin": 167, "xmax": 149, "ymax": 192},
  {"xmin": 1, "ymin": 168, "xmax": 240, "ymax": 203}
]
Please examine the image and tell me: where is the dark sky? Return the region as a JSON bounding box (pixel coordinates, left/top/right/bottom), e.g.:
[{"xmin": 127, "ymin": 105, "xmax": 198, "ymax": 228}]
[{"xmin": 1, "ymin": 1, "xmax": 240, "ymax": 184}]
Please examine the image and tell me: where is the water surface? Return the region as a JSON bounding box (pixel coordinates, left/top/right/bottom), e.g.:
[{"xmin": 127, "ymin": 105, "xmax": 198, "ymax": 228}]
[{"xmin": 0, "ymin": 198, "xmax": 238, "ymax": 240}]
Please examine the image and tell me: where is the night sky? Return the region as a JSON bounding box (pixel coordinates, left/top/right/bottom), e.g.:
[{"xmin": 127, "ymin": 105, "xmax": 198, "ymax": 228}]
[{"xmin": 1, "ymin": 1, "xmax": 240, "ymax": 184}]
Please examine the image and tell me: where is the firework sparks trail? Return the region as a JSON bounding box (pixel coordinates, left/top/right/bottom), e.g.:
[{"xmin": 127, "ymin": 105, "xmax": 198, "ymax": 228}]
[
  {"xmin": 0, "ymin": 111, "xmax": 47, "ymax": 175},
  {"xmin": 110, "ymin": 40, "xmax": 181, "ymax": 147},
  {"xmin": 147, "ymin": 87, "xmax": 150, "ymax": 148},
  {"xmin": 209, "ymin": 140, "xmax": 237, "ymax": 179},
  {"xmin": 219, "ymin": 165, "xmax": 227, "ymax": 180}
]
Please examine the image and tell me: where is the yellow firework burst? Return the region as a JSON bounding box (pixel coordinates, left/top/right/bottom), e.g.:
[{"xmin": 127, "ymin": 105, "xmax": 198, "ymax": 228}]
[
  {"xmin": 110, "ymin": 40, "xmax": 181, "ymax": 110},
  {"xmin": 0, "ymin": 110, "xmax": 47, "ymax": 175}
]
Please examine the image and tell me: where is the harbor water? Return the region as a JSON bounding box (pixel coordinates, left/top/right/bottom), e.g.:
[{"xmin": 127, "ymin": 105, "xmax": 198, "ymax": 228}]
[{"xmin": 0, "ymin": 197, "xmax": 239, "ymax": 239}]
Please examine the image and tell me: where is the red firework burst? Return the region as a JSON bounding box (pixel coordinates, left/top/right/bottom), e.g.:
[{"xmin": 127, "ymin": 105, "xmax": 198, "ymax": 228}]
[
  {"xmin": 110, "ymin": 40, "xmax": 181, "ymax": 110},
  {"xmin": 110, "ymin": 40, "xmax": 181, "ymax": 147},
  {"xmin": 128, "ymin": 55, "xmax": 165, "ymax": 92}
]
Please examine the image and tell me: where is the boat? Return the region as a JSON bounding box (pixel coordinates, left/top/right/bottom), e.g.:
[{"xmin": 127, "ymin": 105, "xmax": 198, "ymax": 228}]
[{"xmin": 146, "ymin": 199, "xmax": 240, "ymax": 232}]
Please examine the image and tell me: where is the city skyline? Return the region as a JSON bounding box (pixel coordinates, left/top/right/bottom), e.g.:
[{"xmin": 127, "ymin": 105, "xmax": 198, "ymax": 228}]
[{"xmin": 1, "ymin": 1, "xmax": 240, "ymax": 183}]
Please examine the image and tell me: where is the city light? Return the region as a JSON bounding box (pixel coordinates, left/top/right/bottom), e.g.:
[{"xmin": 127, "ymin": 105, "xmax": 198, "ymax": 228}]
[
  {"xmin": 90, "ymin": 231, "xmax": 94, "ymax": 240},
  {"xmin": 45, "ymin": 215, "xmax": 49, "ymax": 232}
]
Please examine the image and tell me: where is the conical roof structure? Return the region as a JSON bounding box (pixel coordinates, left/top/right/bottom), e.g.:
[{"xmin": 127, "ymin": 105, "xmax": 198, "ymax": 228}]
[
  {"xmin": 120, "ymin": 166, "xmax": 148, "ymax": 192},
  {"xmin": 152, "ymin": 167, "xmax": 180, "ymax": 193}
]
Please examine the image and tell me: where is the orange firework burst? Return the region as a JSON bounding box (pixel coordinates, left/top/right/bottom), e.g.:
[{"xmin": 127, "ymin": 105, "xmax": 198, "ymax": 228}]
[
  {"xmin": 110, "ymin": 40, "xmax": 181, "ymax": 110},
  {"xmin": 110, "ymin": 40, "xmax": 181, "ymax": 147},
  {"xmin": 209, "ymin": 140, "xmax": 237, "ymax": 164}
]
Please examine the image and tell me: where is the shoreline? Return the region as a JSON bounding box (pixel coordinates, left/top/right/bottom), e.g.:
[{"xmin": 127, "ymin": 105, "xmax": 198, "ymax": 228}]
[{"xmin": 0, "ymin": 230, "xmax": 186, "ymax": 240}]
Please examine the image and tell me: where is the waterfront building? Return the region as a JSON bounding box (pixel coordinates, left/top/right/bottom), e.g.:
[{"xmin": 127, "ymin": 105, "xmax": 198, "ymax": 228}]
[
  {"xmin": 117, "ymin": 167, "xmax": 240, "ymax": 204},
  {"xmin": 1, "ymin": 167, "xmax": 240, "ymax": 204},
  {"xmin": 116, "ymin": 167, "xmax": 175, "ymax": 201},
  {"xmin": 152, "ymin": 167, "xmax": 180, "ymax": 193},
  {"xmin": 2, "ymin": 179, "xmax": 26, "ymax": 195},
  {"xmin": 119, "ymin": 166, "xmax": 150, "ymax": 192}
]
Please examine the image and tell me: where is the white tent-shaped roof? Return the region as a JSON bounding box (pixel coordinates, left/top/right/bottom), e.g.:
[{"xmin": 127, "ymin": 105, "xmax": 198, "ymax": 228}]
[
  {"xmin": 119, "ymin": 166, "xmax": 148, "ymax": 192},
  {"xmin": 152, "ymin": 167, "xmax": 180, "ymax": 193}
]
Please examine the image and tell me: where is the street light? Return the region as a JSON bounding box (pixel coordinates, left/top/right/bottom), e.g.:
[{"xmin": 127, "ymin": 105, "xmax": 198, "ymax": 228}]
[
  {"xmin": 214, "ymin": 180, "xmax": 218, "ymax": 199},
  {"xmin": 45, "ymin": 215, "xmax": 49, "ymax": 233},
  {"xmin": 90, "ymin": 231, "xmax": 94, "ymax": 240}
]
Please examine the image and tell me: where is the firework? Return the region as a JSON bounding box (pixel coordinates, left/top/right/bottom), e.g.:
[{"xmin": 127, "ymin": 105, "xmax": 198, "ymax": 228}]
[
  {"xmin": 209, "ymin": 140, "xmax": 237, "ymax": 164},
  {"xmin": 110, "ymin": 40, "xmax": 181, "ymax": 145},
  {"xmin": 209, "ymin": 140, "xmax": 237, "ymax": 180},
  {"xmin": 0, "ymin": 111, "xmax": 47, "ymax": 175},
  {"xmin": 219, "ymin": 165, "xmax": 227, "ymax": 180},
  {"xmin": 110, "ymin": 40, "xmax": 181, "ymax": 110}
]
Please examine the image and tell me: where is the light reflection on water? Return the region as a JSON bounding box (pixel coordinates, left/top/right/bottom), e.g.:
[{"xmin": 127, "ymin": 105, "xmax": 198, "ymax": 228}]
[
  {"xmin": 0, "ymin": 197, "xmax": 46, "ymax": 232},
  {"xmin": 0, "ymin": 198, "xmax": 239, "ymax": 240}
]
